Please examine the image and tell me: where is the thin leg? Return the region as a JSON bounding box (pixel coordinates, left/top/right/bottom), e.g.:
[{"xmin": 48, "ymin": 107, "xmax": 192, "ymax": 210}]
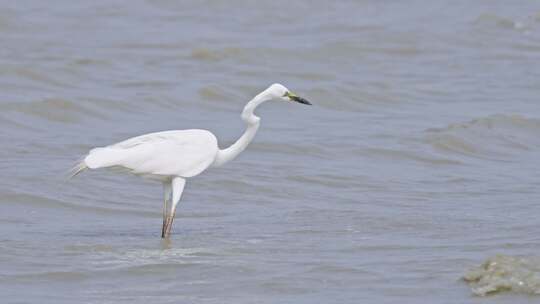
[
  {"xmin": 162, "ymin": 176, "xmax": 186, "ymax": 238},
  {"xmin": 161, "ymin": 181, "xmax": 172, "ymax": 238}
]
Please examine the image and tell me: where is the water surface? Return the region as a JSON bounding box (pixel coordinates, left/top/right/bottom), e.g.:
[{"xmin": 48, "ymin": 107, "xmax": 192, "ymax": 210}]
[{"xmin": 1, "ymin": 1, "xmax": 540, "ymax": 303}]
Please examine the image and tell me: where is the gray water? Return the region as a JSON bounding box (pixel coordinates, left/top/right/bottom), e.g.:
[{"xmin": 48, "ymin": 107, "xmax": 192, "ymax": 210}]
[{"xmin": 1, "ymin": 1, "xmax": 540, "ymax": 303}]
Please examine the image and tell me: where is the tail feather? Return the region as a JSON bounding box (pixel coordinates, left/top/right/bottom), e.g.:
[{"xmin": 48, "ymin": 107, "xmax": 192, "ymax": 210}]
[
  {"xmin": 85, "ymin": 147, "xmax": 126, "ymax": 169},
  {"xmin": 69, "ymin": 147, "xmax": 126, "ymax": 180},
  {"xmin": 69, "ymin": 159, "xmax": 88, "ymax": 179}
]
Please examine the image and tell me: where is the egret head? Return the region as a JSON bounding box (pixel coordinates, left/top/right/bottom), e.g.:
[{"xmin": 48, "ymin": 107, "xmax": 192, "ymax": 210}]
[{"xmin": 267, "ymin": 83, "xmax": 312, "ymax": 105}]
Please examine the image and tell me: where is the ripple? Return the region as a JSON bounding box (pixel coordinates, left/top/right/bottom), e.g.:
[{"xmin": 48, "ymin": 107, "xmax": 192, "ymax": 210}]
[
  {"xmin": 190, "ymin": 47, "xmax": 245, "ymax": 62},
  {"xmin": 4, "ymin": 271, "xmax": 89, "ymax": 283},
  {"xmin": 2, "ymin": 190, "xmax": 156, "ymax": 217}
]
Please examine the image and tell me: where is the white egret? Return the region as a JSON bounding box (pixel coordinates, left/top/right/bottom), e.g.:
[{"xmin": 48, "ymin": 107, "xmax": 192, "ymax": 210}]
[{"xmin": 71, "ymin": 83, "xmax": 311, "ymax": 238}]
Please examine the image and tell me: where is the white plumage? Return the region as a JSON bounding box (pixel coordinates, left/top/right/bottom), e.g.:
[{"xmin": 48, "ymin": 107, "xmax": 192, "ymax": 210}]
[
  {"xmin": 71, "ymin": 83, "xmax": 311, "ymax": 238},
  {"xmin": 85, "ymin": 130, "xmax": 218, "ymax": 178}
]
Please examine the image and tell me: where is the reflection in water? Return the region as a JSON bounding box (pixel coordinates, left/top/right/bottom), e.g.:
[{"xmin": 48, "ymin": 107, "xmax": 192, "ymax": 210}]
[{"xmin": 160, "ymin": 238, "xmax": 173, "ymax": 250}]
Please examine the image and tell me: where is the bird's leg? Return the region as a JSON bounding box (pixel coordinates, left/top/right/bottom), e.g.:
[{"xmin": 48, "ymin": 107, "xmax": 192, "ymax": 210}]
[
  {"xmin": 161, "ymin": 181, "xmax": 172, "ymax": 238},
  {"xmin": 162, "ymin": 176, "xmax": 186, "ymax": 238}
]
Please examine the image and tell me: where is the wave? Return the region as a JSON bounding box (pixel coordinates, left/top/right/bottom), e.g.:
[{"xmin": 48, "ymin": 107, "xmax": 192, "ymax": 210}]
[
  {"xmin": 0, "ymin": 65, "xmax": 73, "ymax": 88},
  {"xmin": 425, "ymin": 114, "xmax": 540, "ymax": 159},
  {"xmin": 1, "ymin": 98, "xmax": 105, "ymax": 124},
  {"xmin": 473, "ymin": 14, "xmax": 528, "ymax": 31},
  {"xmin": 360, "ymin": 147, "xmax": 462, "ymax": 165}
]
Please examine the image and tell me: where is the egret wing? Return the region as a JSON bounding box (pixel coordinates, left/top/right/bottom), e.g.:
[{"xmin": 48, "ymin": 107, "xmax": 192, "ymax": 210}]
[{"xmin": 85, "ymin": 129, "xmax": 219, "ymax": 178}]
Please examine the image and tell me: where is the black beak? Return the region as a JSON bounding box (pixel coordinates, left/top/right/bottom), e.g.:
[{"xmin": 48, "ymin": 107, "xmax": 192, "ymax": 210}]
[{"xmin": 291, "ymin": 95, "xmax": 312, "ymax": 105}]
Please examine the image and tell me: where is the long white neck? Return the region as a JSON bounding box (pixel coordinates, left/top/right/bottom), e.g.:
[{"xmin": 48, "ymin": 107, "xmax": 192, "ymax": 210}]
[{"xmin": 212, "ymin": 91, "xmax": 269, "ymax": 167}]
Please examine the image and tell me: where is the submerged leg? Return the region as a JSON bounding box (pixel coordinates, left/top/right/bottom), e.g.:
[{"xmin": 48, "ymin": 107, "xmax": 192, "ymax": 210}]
[
  {"xmin": 161, "ymin": 181, "xmax": 172, "ymax": 238},
  {"xmin": 162, "ymin": 176, "xmax": 186, "ymax": 238}
]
